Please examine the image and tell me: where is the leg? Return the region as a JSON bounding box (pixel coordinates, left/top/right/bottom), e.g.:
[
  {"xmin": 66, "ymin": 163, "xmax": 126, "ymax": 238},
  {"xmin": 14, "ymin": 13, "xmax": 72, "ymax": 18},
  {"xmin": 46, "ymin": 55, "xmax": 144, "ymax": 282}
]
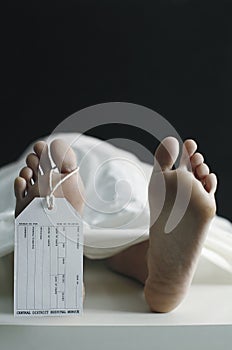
[{"xmin": 106, "ymin": 137, "xmax": 217, "ymax": 312}]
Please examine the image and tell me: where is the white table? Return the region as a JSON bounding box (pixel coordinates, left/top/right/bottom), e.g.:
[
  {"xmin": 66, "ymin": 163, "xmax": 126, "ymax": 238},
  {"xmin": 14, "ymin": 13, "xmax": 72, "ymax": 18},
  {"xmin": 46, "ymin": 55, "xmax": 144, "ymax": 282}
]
[{"xmin": 1, "ymin": 253, "xmax": 232, "ymax": 349}]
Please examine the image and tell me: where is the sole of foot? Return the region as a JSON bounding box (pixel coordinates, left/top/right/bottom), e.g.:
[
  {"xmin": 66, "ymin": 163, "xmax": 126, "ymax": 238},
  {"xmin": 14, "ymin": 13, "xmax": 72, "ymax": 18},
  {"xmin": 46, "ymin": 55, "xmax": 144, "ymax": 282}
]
[{"xmin": 144, "ymin": 137, "xmax": 217, "ymax": 312}]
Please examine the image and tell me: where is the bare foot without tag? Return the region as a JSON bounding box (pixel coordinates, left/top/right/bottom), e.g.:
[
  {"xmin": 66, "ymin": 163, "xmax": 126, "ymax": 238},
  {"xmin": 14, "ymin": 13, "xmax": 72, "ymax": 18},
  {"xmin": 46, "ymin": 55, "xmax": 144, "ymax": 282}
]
[{"xmin": 144, "ymin": 137, "xmax": 217, "ymax": 313}]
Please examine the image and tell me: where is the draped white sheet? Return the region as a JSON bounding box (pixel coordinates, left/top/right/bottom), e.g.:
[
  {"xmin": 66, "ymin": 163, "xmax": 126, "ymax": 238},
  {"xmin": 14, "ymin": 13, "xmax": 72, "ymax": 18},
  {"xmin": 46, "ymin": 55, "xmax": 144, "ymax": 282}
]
[{"xmin": 0, "ymin": 133, "xmax": 231, "ymax": 272}]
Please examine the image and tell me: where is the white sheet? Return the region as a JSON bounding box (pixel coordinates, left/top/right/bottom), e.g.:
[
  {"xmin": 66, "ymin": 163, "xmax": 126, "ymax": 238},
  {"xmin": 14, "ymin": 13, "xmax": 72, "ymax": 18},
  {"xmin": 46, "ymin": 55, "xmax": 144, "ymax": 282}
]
[{"xmin": 0, "ymin": 133, "xmax": 231, "ymax": 271}]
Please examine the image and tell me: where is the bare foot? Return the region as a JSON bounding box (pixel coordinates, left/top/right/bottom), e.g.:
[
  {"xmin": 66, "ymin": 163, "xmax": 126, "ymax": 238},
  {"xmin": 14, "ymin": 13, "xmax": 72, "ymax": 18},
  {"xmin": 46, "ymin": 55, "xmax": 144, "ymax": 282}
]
[
  {"xmin": 144, "ymin": 137, "xmax": 217, "ymax": 312},
  {"xmin": 14, "ymin": 139, "xmax": 85, "ymax": 217},
  {"xmin": 14, "ymin": 139, "xmax": 85, "ymax": 298}
]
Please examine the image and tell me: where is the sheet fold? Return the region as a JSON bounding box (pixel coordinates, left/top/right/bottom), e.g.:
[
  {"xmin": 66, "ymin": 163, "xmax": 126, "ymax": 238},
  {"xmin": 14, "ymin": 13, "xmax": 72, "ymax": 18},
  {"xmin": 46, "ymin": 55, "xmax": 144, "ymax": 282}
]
[{"xmin": 0, "ymin": 133, "xmax": 231, "ymax": 272}]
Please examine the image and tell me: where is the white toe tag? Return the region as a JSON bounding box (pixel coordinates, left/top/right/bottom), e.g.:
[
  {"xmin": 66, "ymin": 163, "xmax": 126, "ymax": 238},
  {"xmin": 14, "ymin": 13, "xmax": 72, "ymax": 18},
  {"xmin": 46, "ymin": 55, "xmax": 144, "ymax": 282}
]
[{"xmin": 14, "ymin": 198, "xmax": 83, "ymax": 317}]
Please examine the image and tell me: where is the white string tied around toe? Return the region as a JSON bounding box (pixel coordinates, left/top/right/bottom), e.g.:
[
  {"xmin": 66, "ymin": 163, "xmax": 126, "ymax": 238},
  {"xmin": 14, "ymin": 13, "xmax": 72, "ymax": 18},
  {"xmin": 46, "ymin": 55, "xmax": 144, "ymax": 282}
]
[{"xmin": 46, "ymin": 166, "xmax": 80, "ymax": 210}]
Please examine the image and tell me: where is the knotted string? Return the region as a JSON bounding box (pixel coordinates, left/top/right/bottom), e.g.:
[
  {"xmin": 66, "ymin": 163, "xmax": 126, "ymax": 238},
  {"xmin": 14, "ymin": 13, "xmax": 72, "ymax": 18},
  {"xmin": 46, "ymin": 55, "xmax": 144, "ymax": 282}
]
[{"xmin": 46, "ymin": 166, "xmax": 80, "ymax": 210}]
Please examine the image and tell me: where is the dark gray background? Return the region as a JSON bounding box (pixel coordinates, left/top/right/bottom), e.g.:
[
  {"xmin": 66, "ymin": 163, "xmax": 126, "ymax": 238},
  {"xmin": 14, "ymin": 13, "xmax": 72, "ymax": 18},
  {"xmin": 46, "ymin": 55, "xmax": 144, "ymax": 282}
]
[{"xmin": 1, "ymin": 1, "xmax": 231, "ymax": 220}]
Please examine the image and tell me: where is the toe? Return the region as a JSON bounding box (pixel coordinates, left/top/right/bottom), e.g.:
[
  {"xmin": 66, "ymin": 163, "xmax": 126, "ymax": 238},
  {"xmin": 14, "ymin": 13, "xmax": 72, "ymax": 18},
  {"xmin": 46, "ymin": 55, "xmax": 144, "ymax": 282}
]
[
  {"xmin": 179, "ymin": 139, "xmax": 197, "ymax": 170},
  {"xmin": 34, "ymin": 141, "xmax": 52, "ymax": 173},
  {"xmin": 50, "ymin": 139, "xmax": 77, "ymax": 173},
  {"xmin": 190, "ymin": 152, "xmax": 204, "ymax": 172},
  {"xmin": 14, "ymin": 177, "xmax": 27, "ymax": 199},
  {"xmin": 195, "ymin": 163, "xmax": 210, "ymax": 180},
  {"xmin": 26, "ymin": 153, "xmax": 40, "ymax": 181},
  {"xmin": 154, "ymin": 137, "xmax": 179, "ymax": 172},
  {"xmin": 204, "ymin": 173, "xmax": 217, "ymax": 194},
  {"xmin": 19, "ymin": 166, "xmax": 33, "ymax": 184}
]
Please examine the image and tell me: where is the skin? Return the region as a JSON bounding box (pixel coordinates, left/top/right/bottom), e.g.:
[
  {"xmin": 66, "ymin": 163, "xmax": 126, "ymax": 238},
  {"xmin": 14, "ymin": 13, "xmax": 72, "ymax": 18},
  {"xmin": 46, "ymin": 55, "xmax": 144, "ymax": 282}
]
[{"xmin": 14, "ymin": 137, "xmax": 217, "ymax": 313}]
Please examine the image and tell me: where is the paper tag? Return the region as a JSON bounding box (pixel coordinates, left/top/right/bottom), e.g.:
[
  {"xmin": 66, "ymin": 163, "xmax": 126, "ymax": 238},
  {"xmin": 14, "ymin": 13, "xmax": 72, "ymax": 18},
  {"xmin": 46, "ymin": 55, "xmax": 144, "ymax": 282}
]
[{"xmin": 14, "ymin": 198, "xmax": 83, "ymax": 317}]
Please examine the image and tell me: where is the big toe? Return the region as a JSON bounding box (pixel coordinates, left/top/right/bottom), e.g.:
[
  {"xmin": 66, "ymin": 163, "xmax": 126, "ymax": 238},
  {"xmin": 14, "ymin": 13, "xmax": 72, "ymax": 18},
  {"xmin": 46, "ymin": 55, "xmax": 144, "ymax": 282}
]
[
  {"xmin": 154, "ymin": 137, "xmax": 179, "ymax": 172},
  {"xmin": 50, "ymin": 139, "xmax": 77, "ymax": 173}
]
